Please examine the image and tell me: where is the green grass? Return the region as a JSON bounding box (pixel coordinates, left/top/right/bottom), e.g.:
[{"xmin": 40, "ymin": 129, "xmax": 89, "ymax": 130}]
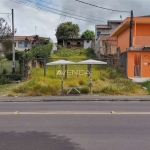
[
  {"xmin": 0, "ymin": 84, "xmax": 18, "ymax": 96},
  {"xmin": 0, "ymin": 60, "xmax": 20, "ymax": 74},
  {"xmin": 10, "ymin": 65, "xmax": 148, "ymax": 96},
  {"xmin": 141, "ymin": 81, "xmax": 150, "ymax": 94},
  {"xmin": 8, "ymin": 48, "xmax": 149, "ymax": 96}
]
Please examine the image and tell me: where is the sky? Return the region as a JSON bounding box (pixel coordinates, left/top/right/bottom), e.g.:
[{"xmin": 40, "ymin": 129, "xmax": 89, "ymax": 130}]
[{"xmin": 0, "ymin": 0, "xmax": 150, "ymax": 42}]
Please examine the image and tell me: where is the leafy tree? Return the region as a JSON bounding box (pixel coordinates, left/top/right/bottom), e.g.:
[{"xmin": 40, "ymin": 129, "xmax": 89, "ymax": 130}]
[
  {"xmin": 56, "ymin": 22, "xmax": 80, "ymax": 38},
  {"xmin": 0, "ymin": 18, "xmax": 17, "ymax": 53},
  {"xmin": 81, "ymin": 30, "xmax": 95, "ymax": 39}
]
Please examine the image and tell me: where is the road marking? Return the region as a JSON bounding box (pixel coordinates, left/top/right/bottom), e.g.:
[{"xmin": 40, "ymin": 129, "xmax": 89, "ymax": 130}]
[{"xmin": 1, "ymin": 111, "xmax": 150, "ymax": 115}]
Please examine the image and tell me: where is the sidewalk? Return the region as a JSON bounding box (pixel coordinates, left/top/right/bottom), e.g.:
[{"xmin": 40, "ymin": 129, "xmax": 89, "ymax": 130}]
[{"xmin": 0, "ymin": 95, "xmax": 150, "ymax": 102}]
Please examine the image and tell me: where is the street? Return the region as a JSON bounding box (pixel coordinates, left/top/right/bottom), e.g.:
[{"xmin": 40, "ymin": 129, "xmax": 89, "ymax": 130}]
[{"xmin": 0, "ymin": 101, "xmax": 150, "ymax": 150}]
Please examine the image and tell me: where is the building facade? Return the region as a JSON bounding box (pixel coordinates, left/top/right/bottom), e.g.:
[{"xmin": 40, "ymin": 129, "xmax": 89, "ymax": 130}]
[
  {"xmin": 92, "ymin": 20, "xmax": 122, "ymax": 59},
  {"xmin": 110, "ymin": 16, "xmax": 150, "ymax": 79},
  {"xmin": 57, "ymin": 38, "xmax": 92, "ymax": 49}
]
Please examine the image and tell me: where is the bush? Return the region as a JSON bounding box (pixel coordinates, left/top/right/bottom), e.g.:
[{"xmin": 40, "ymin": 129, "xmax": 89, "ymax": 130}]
[
  {"xmin": 0, "ymin": 56, "xmax": 6, "ymax": 61},
  {"xmin": 85, "ymin": 48, "xmax": 96, "ymax": 58},
  {"xmin": 5, "ymin": 51, "xmax": 24, "ymax": 60},
  {"xmin": 81, "ymin": 86, "xmax": 89, "ymax": 93},
  {"xmin": 0, "ymin": 74, "xmax": 22, "ymax": 81},
  {"xmin": 2, "ymin": 69, "xmax": 8, "ymax": 74},
  {"xmin": 0, "ymin": 76, "xmax": 11, "ymax": 85}
]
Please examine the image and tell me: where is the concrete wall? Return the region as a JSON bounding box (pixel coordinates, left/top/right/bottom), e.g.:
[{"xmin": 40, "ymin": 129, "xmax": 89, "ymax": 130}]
[
  {"xmin": 91, "ymin": 38, "xmax": 101, "ymax": 59},
  {"xmin": 117, "ymin": 28, "xmax": 130, "ymax": 53},
  {"xmin": 84, "ymin": 40, "xmax": 92, "ymax": 49}
]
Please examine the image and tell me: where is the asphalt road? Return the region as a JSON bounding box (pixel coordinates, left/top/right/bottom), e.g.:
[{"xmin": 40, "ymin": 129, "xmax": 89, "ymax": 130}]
[
  {"xmin": 1, "ymin": 101, "xmax": 150, "ymax": 112},
  {"xmin": 1, "ymin": 102, "xmax": 150, "ymax": 150}
]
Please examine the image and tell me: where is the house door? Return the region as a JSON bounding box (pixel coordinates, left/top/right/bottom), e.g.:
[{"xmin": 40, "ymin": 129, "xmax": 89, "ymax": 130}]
[{"xmin": 134, "ymin": 54, "xmax": 141, "ymax": 77}]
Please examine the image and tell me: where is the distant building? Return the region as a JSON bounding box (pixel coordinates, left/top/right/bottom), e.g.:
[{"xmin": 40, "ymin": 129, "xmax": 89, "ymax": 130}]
[
  {"xmin": 0, "ymin": 35, "xmax": 56, "ymax": 56},
  {"xmin": 92, "ymin": 20, "xmax": 122, "ymax": 58},
  {"xmin": 95, "ymin": 20, "xmax": 122, "ymax": 39},
  {"xmin": 57, "ymin": 38, "xmax": 92, "ymax": 49}
]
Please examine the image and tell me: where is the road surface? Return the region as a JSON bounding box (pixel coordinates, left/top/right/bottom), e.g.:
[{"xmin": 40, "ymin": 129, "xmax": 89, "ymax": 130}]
[{"xmin": 0, "ymin": 101, "xmax": 150, "ymax": 150}]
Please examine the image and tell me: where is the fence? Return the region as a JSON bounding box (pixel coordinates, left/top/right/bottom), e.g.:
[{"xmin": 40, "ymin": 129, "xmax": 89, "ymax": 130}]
[
  {"xmin": 24, "ymin": 57, "xmax": 127, "ymax": 78},
  {"xmin": 0, "ymin": 57, "xmax": 127, "ymax": 80}
]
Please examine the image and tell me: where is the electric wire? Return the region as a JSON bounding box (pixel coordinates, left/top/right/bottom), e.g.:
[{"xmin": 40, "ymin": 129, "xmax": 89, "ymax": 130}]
[
  {"xmin": 11, "ymin": 0, "xmax": 104, "ymax": 23},
  {"xmin": 75, "ymin": 0, "xmax": 130, "ymax": 13},
  {"xmin": 41, "ymin": 0, "xmax": 108, "ymax": 21},
  {"xmin": 25, "ymin": 0, "xmax": 107, "ymax": 23}
]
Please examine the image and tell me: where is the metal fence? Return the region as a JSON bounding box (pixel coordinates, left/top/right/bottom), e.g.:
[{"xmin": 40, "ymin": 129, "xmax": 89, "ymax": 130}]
[
  {"xmin": 26, "ymin": 57, "xmax": 127, "ymax": 78},
  {"xmin": 0, "ymin": 57, "xmax": 127, "ymax": 80}
]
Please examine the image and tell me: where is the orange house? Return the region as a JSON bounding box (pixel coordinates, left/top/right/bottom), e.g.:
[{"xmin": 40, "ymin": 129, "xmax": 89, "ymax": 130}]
[{"xmin": 110, "ymin": 16, "xmax": 150, "ymax": 79}]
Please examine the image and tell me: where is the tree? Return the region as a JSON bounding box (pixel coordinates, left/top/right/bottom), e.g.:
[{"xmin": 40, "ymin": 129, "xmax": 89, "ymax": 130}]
[
  {"xmin": 0, "ymin": 18, "xmax": 17, "ymax": 53},
  {"xmin": 0, "ymin": 18, "xmax": 17, "ymax": 41},
  {"xmin": 81, "ymin": 30, "xmax": 95, "ymax": 39},
  {"xmin": 56, "ymin": 22, "xmax": 80, "ymax": 38}
]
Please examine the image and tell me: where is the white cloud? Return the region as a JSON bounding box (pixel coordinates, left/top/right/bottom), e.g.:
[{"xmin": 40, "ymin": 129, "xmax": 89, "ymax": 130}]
[{"xmin": 0, "ymin": 0, "xmax": 149, "ymax": 43}]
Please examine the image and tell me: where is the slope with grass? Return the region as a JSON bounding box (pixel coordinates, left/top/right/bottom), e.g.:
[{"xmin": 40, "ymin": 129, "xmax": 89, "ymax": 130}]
[{"xmin": 9, "ymin": 48, "xmax": 148, "ymax": 96}]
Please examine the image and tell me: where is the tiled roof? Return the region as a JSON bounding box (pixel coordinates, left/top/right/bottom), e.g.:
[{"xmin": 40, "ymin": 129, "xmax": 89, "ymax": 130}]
[{"xmin": 14, "ymin": 35, "xmax": 50, "ymax": 40}]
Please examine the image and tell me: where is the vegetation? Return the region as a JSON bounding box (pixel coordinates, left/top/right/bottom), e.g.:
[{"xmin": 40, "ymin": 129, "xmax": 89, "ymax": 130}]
[
  {"xmin": 8, "ymin": 48, "xmax": 148, "ymax": 96},
  {"xmin": 56, "ymin": 22, "xmax": 80, "ymax": 38},
  {"xmin": 0, "ymin": 18, "xmax": 16, "ymax": 41},
  {"xmin": 0, "ymin": 45, "xmax": 150, "ymax": 96},
  {"xmin": 81, "ymin": 30, "xmax": 95, "ymax": 39},
  {"xmin": 52, "ymin": 47, "xmax": 96, "ymax": 58},
  {"xmin": 0, "ymin": 84, "xmax": 17, "ymax": 96},
  {"xmin": 141, "ymin": 81, "xmax": 150, "ymax": 94},
  {"xmin": 9, "ymin": 64, "xmax": 148, "ymax": 96}
]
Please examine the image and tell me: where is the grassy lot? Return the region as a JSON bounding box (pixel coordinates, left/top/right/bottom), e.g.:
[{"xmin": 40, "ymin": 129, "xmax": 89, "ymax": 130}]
[
  {"xmin": 9, "ymin": 65, "xmax": 148, "ymax": 96},
  {"xmin": 141, "ymin": 81, "xmax": 150, "ymax": 94},
  {"xmin": 0, "ymin": 84, "xmax": 18, "ymax": 96},
  {"xmin": 8, "ymin": 48, "xmax": 148, "ymax": 96}
]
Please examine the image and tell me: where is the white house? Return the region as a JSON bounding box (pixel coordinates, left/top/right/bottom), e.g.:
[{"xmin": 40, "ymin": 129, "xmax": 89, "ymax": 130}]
[
  {"xmin": 0, "ymin": 35, "xmax": 56, "ymax": 56},
  {"xmin": 14, "ymin": 35, "xmax": 55, "ymax": 51},
  {"xmin": 57, "ymin": 38, "xmax": 93, "ymax": 49}
]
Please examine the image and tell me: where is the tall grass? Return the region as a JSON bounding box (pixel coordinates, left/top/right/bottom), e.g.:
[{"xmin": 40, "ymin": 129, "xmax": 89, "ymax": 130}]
[
  {"xmin": 10, "ymin": 65, "xmax": 148, "ymax": 96},
  {"xmin": 9, "ymin": 48, "xmax": 148, "ymax": 96}
]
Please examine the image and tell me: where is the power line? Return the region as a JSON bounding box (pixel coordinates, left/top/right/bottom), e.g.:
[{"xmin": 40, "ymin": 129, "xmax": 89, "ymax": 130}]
[
  {"xmin": 11, "ymin": 0, "xmax": 107, "ymax": 23},
  {"xmin": 0, "ymin": 12, "xmax": 11, "ymax": 14},
  {"xmin": 75, "ymin": 0, "xmax": 130, "ymax": 13},
  {"xmin": 41, "ymin": 0, "xmax": 108, "ymax": 21},
  {"xmin": 26, "ymin": 0, "xmax": 107, "ymax": 23},
  {"xmin": 11, "ymin": 0, "xmax": 102, "ymax": 23}
]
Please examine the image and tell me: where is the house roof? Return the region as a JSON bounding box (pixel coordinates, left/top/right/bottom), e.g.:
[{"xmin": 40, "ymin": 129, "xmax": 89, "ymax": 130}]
[
  {"xmin": 14, "ymin": 35, "xmax": 50, "ymax": 40},
  {"xmin": 96, "ymin": 25, "xmax": 111, "ymax": 29},
  {"xmin": 96, "ymin": 20, "xmax": 122, "ymax": 29},
  {"xmin": 58, "ymin": 38, "xmax": 93, "ymax": 40},
  {"xmin": 110, "ymin": 16, "xmax": 150, "ymax": 37},
  {"xmin": 108, "ymin": 20, "xmax": 122, "ymax": 23}
]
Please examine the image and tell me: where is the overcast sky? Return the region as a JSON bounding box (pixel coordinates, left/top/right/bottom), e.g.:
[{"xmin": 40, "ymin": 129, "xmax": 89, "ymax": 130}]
[{"xmin": 0, "ymin": 0, "xmax": 149, "ymax": 42}]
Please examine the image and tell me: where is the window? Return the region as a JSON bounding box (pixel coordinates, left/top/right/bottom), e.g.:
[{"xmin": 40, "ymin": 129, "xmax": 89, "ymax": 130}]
[
  {"xmin": 77, "ymin": 42, "xmax": 80, "ymax": 45},
  {"xmin": 18, "ymin": 42, "xmax": 28, "ymax": 48},
  {"xmin": 97, "ymin": 31, "xmax": 101, "ymax": 36},
  {"xmin": 87, "ymin": 41, "xmax": 89, "ymax": 43}
]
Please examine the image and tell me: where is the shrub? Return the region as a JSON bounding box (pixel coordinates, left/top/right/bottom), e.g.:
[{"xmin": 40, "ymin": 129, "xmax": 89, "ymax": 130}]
[
  {"xmin": 2, "ymin": 69, "xmax": 8, "ymax": 74},
  {"xmin": 0, "ymin": 76, "xmax": 10, "ymax": 85},
  {"xmin": 81, "ymin": 86, "xmax": 89, "ymax": 93}
]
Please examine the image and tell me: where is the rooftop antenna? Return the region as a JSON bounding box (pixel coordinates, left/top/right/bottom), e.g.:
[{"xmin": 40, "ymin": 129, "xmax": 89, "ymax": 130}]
[
  {"xmin": 120, "ymin": 15, "xmax": 122, "ymax": 21},
  {"xmin": 35, "ymin": 26, "xmax": 38, "ymax": 35}
]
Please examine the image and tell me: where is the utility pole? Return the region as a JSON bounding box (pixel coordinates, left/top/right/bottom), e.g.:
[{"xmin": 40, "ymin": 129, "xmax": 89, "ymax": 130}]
[
  {"xmin": 12, "ymin": 9, "xmax": 15, "ymax": 73},
  {"xmin": 129, "ymin": 10, "xmax": 133, "ymax": 47}
]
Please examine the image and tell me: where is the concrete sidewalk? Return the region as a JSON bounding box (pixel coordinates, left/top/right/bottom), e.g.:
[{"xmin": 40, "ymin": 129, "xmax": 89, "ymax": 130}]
[{"xmin": 0, "ymin": 95, "xmax": 150, "ymax": 102}]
